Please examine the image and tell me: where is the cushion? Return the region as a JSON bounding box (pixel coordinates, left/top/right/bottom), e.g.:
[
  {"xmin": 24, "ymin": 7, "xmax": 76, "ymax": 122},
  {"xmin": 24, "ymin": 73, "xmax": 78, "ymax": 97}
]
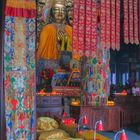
[
  {"xmin": 38, "ymin": 129, "xmax": 70, "ymax": 140},
  {"xmin": 43, "ymin": 138, "xmax": 84, "ymax": 140},
  {"xmin": 37, "ymin": 117, "xmax": 59, "ymax": 131}
]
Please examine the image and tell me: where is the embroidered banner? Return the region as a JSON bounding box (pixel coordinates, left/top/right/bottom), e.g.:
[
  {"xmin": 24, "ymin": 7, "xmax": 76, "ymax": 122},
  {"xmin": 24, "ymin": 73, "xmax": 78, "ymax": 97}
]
[
  {"xmin": 111, "ymin": 0, "xmax": 116, "ymax": 50},
  {"xmin": 100, "ymin": 0, "xmax": 106, "ymax": 49},
  {"xmin": 124, "ymin": 0, "xmax": 139, "ymax": 45},
  {"xmin": 85, "ymin": 0, "xmax": 92, "ymax": 57},
  {"xmin": 124, "ymin": 0, "xmax": 129, "ymax": 44},
  {"xmin": 72, "ymin": 0, "xmax": 79, "ymax": 58},
  {"xmin": 72, "ymin": 0, "xmax": 98, "ymax": 58},
  {"xmin": 134, "ymin": 0, "xmax": 139, "ymax": 44},
  {"xmin": 116, "ymin": 0, "xmax": 120, "ymax": 50},
  {"xmin": 78, "ymin": 0, "xmax": 86, "ymax": 56},
  {"xmin": 91, "ymin": 0, "xmax": 98, "ymax": 58},
  {"xmin": 105, "ymin": 0, "xmax": 111, "ymax": 50},
  {"xmin": 5, "ymin": 0, "xmax": 36, "ymax": 18},
  {"xmin": 4, "ymin": 0, "xmax": 36, "ymax": 139},
  {"xmin": 129, "ymin": 0, "xmax": 134, "ymax": 44}
]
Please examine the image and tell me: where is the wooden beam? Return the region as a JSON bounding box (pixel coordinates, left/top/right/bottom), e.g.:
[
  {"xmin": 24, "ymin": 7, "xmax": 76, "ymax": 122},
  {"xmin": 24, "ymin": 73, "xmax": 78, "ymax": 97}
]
[{"xmin": 0, "ymin": 0, "xmax": 6, "ymax": 139}]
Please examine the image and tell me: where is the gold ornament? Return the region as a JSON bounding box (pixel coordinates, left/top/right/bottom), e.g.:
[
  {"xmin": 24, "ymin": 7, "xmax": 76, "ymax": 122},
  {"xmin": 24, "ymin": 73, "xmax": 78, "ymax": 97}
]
[
  {"xmin": 66, "ymin": 0, "xmax": 73, "ymax": 7},
  {"xmin": 52, "ymin": 0, "xmax": 66, "ymax": 7}
]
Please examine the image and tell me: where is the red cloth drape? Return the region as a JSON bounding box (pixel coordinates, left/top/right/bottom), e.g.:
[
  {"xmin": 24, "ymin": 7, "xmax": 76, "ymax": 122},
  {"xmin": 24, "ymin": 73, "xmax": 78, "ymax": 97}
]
[
  {"xmin": 111, "ymin": 0, "xmax": 116, "ymax": 50},
  {"xmin": 5, "ymin": 7, "xmax": 36, "ymax": 18},
  {"xmin": 129, "ymin": 0, "xmax": 134, "ymax": 44},
  {"xmin": 91, "ymin": 0, "xmax": 98, "ymax": 58},
  {"xmin": 72, "ymin": 0, "xmax": 79, "ymax": 57},
  {"xmin": 78, "ymin": 0, "xmax": 86, "ymax": 56},
  {"xmin": 85, "ymin": 0, "xmax": 92, "ymax": 57},
  {"xmin": 134, "ymin": 0, "xmax": 139, "ymax": 45},
  {"xmin": 72, "ymin": 0, "xmax": 123, "ymax": 54},
  {"xmin": 105, "ymin": 0, "xmax": 111, "ymax": 50},
  {"xmin": 100, "ymin": 0, "xmax": 106, "ymax": 50},
  {"xmin": 124, "ymin": 0, "xmax": 129, "ymax": 44},
  {"xmin": 124, "ymin": 0, "xmax": 139, "ymax": 45},
  {"xmin": 116, "ymin": 0, "xmax": 120, "ymax": 50},
  {"xmin": 5, "ymin": 0, "xmax": 36, "ymax": 18},
  {"xmin": 72, "ymin": 0, "xmax": 98, "ymax": 58}
]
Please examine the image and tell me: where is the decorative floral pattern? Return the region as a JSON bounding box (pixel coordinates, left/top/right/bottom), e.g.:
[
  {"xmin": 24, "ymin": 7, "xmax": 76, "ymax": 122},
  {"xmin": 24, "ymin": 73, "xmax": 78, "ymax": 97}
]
[
  {"xmin": 72, "ymin": 0, "xmax": 98, "ymax": 58},
  {"xmin": 124, "ymin": 0, "xmax": 139, "ymax": 45},
  {"xmin": 4, "ymin": 15, "xmax": 36, "ymax": 140}
]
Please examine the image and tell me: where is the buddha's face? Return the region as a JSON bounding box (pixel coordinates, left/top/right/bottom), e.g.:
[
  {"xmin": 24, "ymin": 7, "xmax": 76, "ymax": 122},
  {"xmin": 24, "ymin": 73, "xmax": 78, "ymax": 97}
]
[{"xmin": 52, "ymin": 4, "xmax": 66, "ymax": 23}]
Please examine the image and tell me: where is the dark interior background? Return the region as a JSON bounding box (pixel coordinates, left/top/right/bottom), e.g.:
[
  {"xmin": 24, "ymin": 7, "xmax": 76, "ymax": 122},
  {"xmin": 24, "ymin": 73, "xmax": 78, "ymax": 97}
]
[{"xmin": 110, "ymin": 0, "xmax": 140, "ymax": 86}]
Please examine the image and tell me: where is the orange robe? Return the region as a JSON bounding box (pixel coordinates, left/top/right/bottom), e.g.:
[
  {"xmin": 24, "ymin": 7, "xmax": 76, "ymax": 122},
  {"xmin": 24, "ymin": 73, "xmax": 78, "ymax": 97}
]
[{"xmin": 37, "ymin": 24, "xmax": 72, "ymax": 62}]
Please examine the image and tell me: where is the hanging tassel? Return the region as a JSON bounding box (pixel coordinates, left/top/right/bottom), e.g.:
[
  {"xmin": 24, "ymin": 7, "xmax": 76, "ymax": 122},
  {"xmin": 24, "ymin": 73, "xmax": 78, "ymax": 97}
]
[
  {"xmin": 100, "ymin": 0, "xmax": 106, "ymax": 49},
  {"xmin": 134, "ymin": 0, "xmax": 139, "ymax": 44},
  {"xmin": 72, "ymin": 0, "xmax": 80, "ymax": 58},
  {"xmin": 91, "ymin": 0, "xmax": 98, "ymax": 58},
  {"xmin": 111, "ymin": 0, "xmax": 116, "ymax": 50},
  {"xmin": 85, "ymin": 0, "xmax": 92, "ymax": 57},
  {"xmin": 78, "ymin": 0, "xmax": 86, "ymax": 57},
  {"xmin": 116, "ymin": 0, "xmax": 120, "ymax": 50},
  {"xmin": 105, "ymin": 0, "xmax": 111, "ymax": 50},
  {"xmin": 129, "ymin": 0, "xmax": 134, "ymax": 44},
  {"xmin": 124, "ymin": 0, "xmax": 129, "ymax": 44}
]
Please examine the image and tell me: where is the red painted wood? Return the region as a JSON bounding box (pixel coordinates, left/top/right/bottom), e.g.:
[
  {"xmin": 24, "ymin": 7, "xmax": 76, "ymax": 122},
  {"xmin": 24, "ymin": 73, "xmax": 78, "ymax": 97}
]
[{"xmin": 80, "ymin": 106, "xmax": 121, "ymax": 131}]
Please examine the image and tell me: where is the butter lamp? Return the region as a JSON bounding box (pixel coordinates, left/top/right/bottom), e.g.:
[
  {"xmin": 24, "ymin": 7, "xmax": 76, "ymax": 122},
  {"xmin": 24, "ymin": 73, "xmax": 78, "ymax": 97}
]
[
  {"xmin": 114, "ymin": 129, "xmax": 128, "ymax": 140},
  {"xmin": 94, "ymin": 120, "xmax": 104, "ymax": 140}
]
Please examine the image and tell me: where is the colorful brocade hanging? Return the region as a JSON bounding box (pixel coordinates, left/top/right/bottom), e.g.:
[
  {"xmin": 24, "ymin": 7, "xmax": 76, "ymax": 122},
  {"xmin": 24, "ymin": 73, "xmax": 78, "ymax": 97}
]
[
  {"xmin": 78, "ymin": 0, "xmax": 85, "ymax": 56},
  {"xmin": 85, "ymin": 0, "xmax": 92, "ymax": 57},
  {"xmin": 124, "ymin": 0, "xmax": 139, "ymax": 45},
  {"xmin": 4, "ymin": 0, "xmax": 36, "ymax": 139},
  {"xmin": 91, "ymin": 0, "xmax": 98, "ymax": 58},
  {"xmin": 129, "ymin": 0, "xmax": 134, "ymax": 44},
  {"xmin": 105, "ymin": 0, "xmax": 111, "ymax": 50},
  {"xmin": 124, "ymin": 0, "xmax": 129, "ymax": 44},
  {"xmin": 72, "ymin": 0, "xmax": 79, "ymax": 57},
  {"xmin": 100, "ymin": 0, "xmax": 120, "ymax": 51},
  {"xmin": 111, "ymin": 0, "xmax": 116, "ymax": 50},
  {"xmin": 5, "ymin": 0, "xmax": 36, "ymax": 18},
  {"xmin": 72, "ymin": 0, "xmax": 98, "ymax": 58},
  {"xmin": 72, "ymin": 0, "xmax": 122, "ymax": 55},
  {"xmin": 115, "ymin": 0, "xmax": 120, "ymax": 50},
  {"xmin": 100, "ymin": 0, "xmax": 106, "ymax": 49},
  {"xmin": 134, "ymin": 0, "xmax": 139, "ymax": 45}
]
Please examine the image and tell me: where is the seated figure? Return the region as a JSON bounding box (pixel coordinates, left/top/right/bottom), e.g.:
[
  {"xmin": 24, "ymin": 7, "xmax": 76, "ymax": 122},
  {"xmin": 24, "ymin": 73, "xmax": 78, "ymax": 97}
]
[{"xmin": 37, "ymin": 0, "xmax": 72, "ymax": 62}]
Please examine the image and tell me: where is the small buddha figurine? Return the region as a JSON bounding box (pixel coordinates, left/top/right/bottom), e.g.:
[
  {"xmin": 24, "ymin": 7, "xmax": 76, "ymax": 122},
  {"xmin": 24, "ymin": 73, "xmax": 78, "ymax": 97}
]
[
  {"xmin": 40, "ymin": 0, "xmax": 51, "ymax": 21},
  {"xmin": 37, "ymin": 0, "xmax": 72, "ymax": 62},
  {"xmin": 66, "ymin": 0, "xmax": 73, "ymax": 26}
]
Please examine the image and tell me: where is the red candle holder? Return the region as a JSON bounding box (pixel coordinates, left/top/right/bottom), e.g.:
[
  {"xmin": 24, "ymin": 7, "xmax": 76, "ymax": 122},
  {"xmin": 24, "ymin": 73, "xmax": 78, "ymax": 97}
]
[
  {"xmin": 94, "ymin": 120, "xmax": 104, "ymax": 140},
  {"xmin": 77, "ymin": 115, "xmax": 88, "ymax": 131},
  {"xmin": 114, "ymin": 129, "xmax": 128, "ymax": 140}
]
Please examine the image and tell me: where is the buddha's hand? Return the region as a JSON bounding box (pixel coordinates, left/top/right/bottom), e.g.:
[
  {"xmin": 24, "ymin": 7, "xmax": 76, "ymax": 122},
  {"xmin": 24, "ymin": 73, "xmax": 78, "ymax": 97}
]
[{"xmin": 57, "ymin": 29, "xmax": 65, "ymax": 41}]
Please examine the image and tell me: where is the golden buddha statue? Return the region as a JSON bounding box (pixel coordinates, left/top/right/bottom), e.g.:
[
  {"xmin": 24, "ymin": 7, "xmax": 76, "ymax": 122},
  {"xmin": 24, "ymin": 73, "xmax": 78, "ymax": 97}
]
[{"xmin": 37, "ymin": 0, "xmax": 72, "ymax": 62}]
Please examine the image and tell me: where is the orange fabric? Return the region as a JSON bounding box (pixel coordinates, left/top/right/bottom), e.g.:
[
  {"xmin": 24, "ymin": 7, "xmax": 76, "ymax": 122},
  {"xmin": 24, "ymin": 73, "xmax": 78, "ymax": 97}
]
[
  {"xmin": 37, "ymin": 24, "xmax": 58, "ymax": 62},
  {"xmin": 37, "ymin": 24, "xmax": 73, "ymax": 62},
  {"xmin": 6, "ymin": 0, "xmax": 36, "ymax": 10},
  {"xmin": 65, "ymin": 25, "xmax": 72, "ymax": 52},
  {"xmin": 65, "ymin": 25, "xmax": 72, "ymax": 38}
]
